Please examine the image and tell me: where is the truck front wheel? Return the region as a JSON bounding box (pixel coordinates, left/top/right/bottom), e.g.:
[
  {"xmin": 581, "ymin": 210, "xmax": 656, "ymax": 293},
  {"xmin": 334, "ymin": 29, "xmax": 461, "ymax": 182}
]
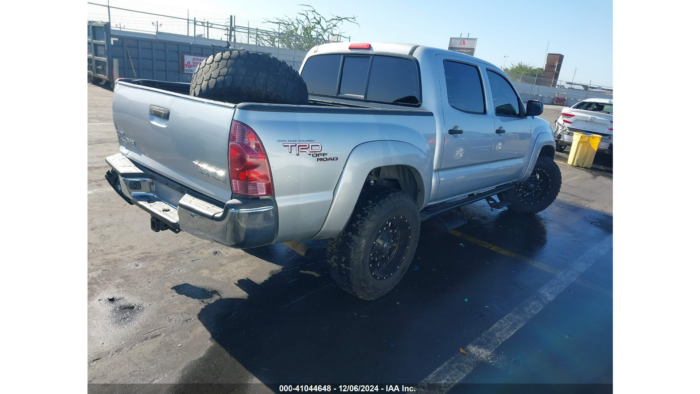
[
  {"xmin": 326, "ymin": 186, "xmax": 420, "ymax": 300},
  {"xmin": 501, "ymin": 156, "xmax": 562, "ymax": 214}
]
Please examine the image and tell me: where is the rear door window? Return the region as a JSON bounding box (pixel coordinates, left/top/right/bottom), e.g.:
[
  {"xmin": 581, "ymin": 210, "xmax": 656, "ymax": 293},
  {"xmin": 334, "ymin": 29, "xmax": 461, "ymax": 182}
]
[
  {"xmin": 301, "ymin": 54, "xmax": 421, "ymax": 106},
  {"xmin": 443, "ymin": 61, "xmax": 485, "ymax": 113}
]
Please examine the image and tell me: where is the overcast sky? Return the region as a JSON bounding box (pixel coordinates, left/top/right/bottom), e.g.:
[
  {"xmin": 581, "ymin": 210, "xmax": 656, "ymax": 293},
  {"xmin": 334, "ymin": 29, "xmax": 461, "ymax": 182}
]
[{"xmin": 88, "ymin": 0, "xmax": 613, "ymax": 87}]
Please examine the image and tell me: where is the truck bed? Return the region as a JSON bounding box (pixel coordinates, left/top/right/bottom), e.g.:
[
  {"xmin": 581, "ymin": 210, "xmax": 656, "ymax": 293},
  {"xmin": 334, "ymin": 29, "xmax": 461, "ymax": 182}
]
[{"xmin": 111, "ymin": 79, "xmax": 435, "ymax": 243}]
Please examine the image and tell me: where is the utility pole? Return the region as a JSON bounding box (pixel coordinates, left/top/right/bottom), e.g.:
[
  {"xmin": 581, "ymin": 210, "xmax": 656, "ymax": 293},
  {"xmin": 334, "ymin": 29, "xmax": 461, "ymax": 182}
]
[
  {"xmin": 233, "ymin": 16, "xmax": 236, "ymax": 47},
  {"xmin": 585, "ymin": 80, "xmax": 592, "ymax": 98},
  {"xmin": 229, "ymin": 16, "xmax": 233, "ymax": 43},
  {"xmin": 502, "ymin": 56, "xmax": 509, "ymax": 70},
  {"xmin": 114, "ymin": 23, "xmax": 125, "ymax": 30},
  {"xmin": 107, "ymin": 0, "xmax": 111, "ymax": 26},
  {"xmin": 194, "ymin": 17, "xmax": 197, "ymax": 38},
  {"xmin": 572, "ymin": 68, "xmax": 577, "ymax": 84},
  {"xmin": 187, "ymin": 10, "xmax": 189, "ymax": 36},
  {"xmin": 152, "ymin": 21, "xmax": 161, "ymax": 34}
]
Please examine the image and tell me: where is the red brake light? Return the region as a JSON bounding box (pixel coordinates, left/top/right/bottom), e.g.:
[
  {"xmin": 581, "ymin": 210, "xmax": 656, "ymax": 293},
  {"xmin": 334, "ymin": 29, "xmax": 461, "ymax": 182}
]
[
  {"xmin": 228, "ymin": 121, "xmax": 273, "ymax": 196},
  {"xmin": 563, "ymin": 119, "xmax": 572, "ymax": 124},
  {"xmin": 562, "ymin": 113, "xmax": 575, "ymax": 118},
  {"xmin": 349, "ymin": 43, "xmax": 371, "ymax": 50}
]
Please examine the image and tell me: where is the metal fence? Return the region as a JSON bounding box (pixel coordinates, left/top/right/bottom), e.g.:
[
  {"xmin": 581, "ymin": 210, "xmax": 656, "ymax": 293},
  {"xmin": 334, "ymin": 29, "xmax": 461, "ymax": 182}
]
[
  {"xmin": 87, "ymin": 2, "xmax": 346, "ymax": 57},
  {"xmin": 503, "ymin": 70, "xmax": 613, "ymax": 95}
]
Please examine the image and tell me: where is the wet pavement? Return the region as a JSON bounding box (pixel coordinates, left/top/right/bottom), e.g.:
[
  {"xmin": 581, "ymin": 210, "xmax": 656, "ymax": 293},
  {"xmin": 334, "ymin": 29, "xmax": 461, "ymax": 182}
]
[{"xmin": 88, "ymin": 84, "xmax": 612, "ymax": 391}]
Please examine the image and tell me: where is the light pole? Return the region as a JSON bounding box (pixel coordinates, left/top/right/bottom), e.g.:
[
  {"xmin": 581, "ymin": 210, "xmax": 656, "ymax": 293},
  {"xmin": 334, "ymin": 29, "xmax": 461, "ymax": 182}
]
[
  {"xmin": 152, "ymin": 21, "xmax": 162, "ymax": 34},
  {"xmin": 502, "ymin": 56, "xmax": 509, "ymax": 70}
]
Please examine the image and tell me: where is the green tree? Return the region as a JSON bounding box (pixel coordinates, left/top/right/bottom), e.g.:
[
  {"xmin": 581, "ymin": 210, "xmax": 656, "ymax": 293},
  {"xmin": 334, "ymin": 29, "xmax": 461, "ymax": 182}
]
[
  {"xmin": 504, "ymin": 62, "xmax": 543, "ymax": 78},
  {"xmin": 258, "ymin": 4, "xmax": 359, "ymax": 50}
]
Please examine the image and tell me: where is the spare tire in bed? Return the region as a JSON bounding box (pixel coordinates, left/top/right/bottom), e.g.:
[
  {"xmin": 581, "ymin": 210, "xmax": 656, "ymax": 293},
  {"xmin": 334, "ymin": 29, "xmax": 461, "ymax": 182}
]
[{"xmin": 189, "ymin": 50, "xmax": 308, "ymax": 105}]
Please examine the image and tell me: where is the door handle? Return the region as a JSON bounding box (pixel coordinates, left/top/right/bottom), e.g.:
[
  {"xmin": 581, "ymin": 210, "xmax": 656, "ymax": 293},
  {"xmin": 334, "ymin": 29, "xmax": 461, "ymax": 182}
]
[
  {"xmin": 495, "ymin": 126, "xmax": 506, "ymax": 134},
  {"xmin": 448, "ymin": 126, "xmax": 463, "ymax": 135},
  {"xmin": 149, "ymin": 105, "xmax": 170, "ymax": 120}
]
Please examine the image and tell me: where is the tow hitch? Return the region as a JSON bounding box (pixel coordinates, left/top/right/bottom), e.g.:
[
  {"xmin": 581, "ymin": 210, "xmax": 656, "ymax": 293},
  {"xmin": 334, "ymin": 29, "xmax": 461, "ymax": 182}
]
[{"xmin": 150, "ymin": 217, "xmax": 180, "ymax": 234}]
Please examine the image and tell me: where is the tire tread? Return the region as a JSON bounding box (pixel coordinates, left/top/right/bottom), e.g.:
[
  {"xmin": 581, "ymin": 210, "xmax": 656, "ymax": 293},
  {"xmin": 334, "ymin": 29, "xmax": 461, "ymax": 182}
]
[
  {"xmin": 327, "ymin": 187, "xmax": 420, "ymax": 300},
  {"xmin": 189, "ymin": 50, "xmax": 308, "ymax": 105}
]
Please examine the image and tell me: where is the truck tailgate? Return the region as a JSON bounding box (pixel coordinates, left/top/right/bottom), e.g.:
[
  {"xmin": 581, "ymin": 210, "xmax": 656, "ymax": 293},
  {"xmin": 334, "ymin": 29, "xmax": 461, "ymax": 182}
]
[{"xmin": 112, "ymin": 82, "xmax": 234, "ymax": 203}]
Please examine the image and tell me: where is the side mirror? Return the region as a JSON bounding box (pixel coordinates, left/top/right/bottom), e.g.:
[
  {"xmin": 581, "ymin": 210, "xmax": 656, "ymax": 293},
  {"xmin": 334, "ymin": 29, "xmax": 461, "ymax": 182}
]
[{"xmin": 526, "ymin": 100, "xmax": 544, "ymax": 117}]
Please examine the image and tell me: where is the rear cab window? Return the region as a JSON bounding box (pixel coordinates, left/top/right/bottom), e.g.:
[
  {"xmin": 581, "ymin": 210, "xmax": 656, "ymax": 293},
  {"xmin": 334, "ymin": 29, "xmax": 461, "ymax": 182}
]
[{"xmin": 301, "ymin": 54, "xmax": 421, "ymax": 106}]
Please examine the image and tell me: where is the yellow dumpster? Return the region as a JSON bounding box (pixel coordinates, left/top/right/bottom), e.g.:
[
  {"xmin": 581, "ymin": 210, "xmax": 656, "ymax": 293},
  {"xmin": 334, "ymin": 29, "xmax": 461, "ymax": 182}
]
[{"xmin": 567, "ymin": 132, "xmax": 602, "ymax": 168}]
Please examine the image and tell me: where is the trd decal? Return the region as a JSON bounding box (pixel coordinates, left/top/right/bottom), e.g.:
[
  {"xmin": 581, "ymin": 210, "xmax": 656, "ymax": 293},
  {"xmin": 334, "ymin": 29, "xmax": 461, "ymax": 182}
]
[
  {"xmin": 283, "ymin": 142, "xmax": 323, "ymax": 155},
  {"xmin": 281, "ymin": 142, "xmax": 338, "ymax": 162}
]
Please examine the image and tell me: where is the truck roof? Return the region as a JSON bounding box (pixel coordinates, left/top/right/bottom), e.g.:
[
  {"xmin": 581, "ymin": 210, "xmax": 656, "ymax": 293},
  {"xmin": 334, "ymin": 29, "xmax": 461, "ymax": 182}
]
[{"xmin": 312, "ymin": 42, "xmax": 500, "ymax": 70}]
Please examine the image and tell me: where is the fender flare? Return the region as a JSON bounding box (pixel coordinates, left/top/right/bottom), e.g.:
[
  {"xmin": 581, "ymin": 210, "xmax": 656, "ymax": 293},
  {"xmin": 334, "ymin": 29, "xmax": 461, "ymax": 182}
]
[
  {"xmin": 311, "ymin": 140, "xmax": 431, "ymax": 240},
  {"xmin": 517, "ymin": 126, "xmax": 556, "ymax": 183}
]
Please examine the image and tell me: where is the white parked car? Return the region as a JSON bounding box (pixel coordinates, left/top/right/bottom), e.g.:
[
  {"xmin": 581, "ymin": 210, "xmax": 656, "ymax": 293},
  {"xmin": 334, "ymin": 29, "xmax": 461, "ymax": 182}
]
[{"xmin": 553, "ymin": 98, "xmax": 613, "ymax": 154}]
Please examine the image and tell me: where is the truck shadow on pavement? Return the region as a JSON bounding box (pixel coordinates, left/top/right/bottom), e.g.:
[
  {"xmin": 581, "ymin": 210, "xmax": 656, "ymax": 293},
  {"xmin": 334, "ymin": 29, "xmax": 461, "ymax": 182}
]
[
  {"xmin": 171, "ymin": 202, "xmax": 612, "ymax": 389},
  {"xmin": 554, "ymin": 151, "xmax": 613, "ymax": 176}
]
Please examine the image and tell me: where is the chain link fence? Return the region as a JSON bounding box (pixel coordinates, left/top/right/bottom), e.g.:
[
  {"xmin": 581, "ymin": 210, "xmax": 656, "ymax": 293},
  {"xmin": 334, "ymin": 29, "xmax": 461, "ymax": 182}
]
[
  {"xmin": 502, "ymin": 70, "xmax": 612, "ymax": 107},
  {"xmin": 503, "ymin": 70, "xmax": 612, "ymax": 94},
  {"xmin": 87, "ymin": 2, "xmax": 346, "ymax": 69}
]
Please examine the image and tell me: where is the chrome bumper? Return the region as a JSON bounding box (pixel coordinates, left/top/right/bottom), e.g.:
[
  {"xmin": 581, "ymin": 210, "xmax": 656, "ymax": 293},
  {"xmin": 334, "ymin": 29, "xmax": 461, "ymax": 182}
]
[{"xmin": 104, "ymin": 153, "xmax": 277, "ymax": 248}]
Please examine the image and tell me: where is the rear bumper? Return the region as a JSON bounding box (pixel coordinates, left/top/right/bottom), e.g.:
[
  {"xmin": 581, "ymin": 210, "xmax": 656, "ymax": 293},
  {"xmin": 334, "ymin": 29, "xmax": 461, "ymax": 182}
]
[
  {"xmin": 104, "ymin": 153, "xmax": 277, "ymax": 248},
  {"xmin": 554, "ymin": 123, "xmax": 612, "ymax": 151}
]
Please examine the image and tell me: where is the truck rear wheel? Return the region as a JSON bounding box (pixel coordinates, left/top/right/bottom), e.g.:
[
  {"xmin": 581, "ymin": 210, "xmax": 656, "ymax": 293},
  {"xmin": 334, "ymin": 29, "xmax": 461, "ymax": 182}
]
[
  {"xmin": 501, "ymin": 155, "xmax": 562, "ymax": 214},
  {"xmin": 189, "ymin": 50, "xmax": 308, "ymax": 105},
  {"xmin": 326, "ymin": 186, "xmax": 420, "ymax": 300}
]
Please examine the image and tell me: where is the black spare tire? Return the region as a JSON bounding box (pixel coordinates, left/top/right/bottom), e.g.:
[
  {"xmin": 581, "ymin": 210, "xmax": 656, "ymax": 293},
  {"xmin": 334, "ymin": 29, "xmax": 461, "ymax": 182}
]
[{"xmin": 190, "ymin": 50, "xmax": 308, "ymax": 105}]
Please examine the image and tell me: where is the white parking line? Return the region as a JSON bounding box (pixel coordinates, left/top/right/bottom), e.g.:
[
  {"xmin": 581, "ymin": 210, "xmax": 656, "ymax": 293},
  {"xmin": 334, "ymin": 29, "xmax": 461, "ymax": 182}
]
[
  {"xmin": 88, "ymin": 122, "xmax": 115, "ymax": 126},
  {"xmin": 88, "ymin": 188, "xmax": 111, "ymax": 195},
  {"xmin": 421, "ymin": 234, "xmax": 613, "ymax": 391}
]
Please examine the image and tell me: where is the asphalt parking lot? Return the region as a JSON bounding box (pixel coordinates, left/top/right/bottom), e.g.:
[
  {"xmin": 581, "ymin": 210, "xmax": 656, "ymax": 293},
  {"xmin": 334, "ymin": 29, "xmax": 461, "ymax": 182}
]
[{"xmin": 88, "ymin": 84, "xmax": 612, "ymax": 391}]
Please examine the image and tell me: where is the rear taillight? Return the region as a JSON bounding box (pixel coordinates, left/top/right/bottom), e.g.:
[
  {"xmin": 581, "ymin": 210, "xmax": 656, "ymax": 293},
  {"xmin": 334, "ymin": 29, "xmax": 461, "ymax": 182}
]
[
  {"xmin": 349, "ymin": 43, "xmax": 371, "ymax": 50},
  {"xmin": 563, "ymin": 119, "xmax": 572, "ymax": 124},
  {"xmin": 609, "ymin": 120, "xmax": 613, "ymax": 131},
  {"xmin": 562, "ymin": 113, "xmax": 575, "ymax": 118},
  {"xmin": 228, "ymin": 121, "xmax": 273, "ymax": 196}
]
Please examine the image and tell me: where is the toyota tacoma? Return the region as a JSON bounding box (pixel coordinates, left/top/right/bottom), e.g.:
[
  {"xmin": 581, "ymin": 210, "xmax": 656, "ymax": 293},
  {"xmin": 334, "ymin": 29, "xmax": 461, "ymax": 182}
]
[{"xmin": 104, "ymin": 42, "xmax": 561, "ymax": 300}]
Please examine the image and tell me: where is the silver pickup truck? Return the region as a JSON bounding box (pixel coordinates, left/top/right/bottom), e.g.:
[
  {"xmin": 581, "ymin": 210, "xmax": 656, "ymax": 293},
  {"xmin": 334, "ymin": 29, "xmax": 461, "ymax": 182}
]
[{"xmin": 105, "ymin": 42, "xmax": 561, "ymax": 300}]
